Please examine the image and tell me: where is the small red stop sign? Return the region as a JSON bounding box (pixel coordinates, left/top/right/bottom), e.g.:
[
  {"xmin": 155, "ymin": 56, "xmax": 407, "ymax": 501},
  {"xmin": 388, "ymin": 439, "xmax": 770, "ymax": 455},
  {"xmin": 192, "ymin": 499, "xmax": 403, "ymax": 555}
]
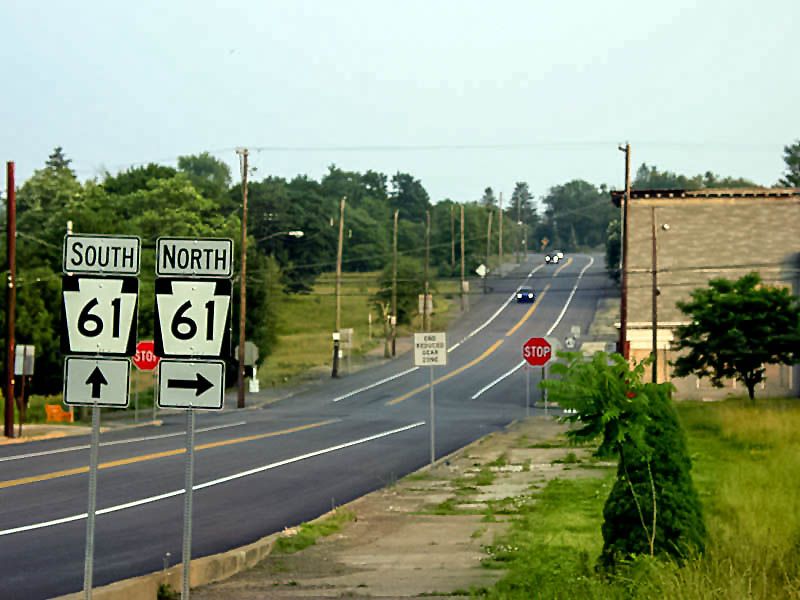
[
  {"xmin": 522, "ymin": 337, "xmax": 552, "ymax": 366},
  {"xmin": 133, "ymin": 340, "xmax": 160, "ymax": 371}
]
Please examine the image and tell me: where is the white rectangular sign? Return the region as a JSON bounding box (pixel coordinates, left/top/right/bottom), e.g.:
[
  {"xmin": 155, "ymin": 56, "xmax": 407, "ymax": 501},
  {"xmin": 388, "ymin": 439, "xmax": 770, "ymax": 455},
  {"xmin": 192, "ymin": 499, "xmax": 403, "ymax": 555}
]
[
  {"xmin": 156, "ymin": 237, "xmax": 234, "ymax": 278},
  {"xmin": 158, "ymin": 359, "xmax": 225, "ymax": 410},
  {"xmin": 14, "ymin": 345, "xmax": 35, "ymax": 375},
  {"xmin": 63, "ymin": 357, "xmax": 130, "ymax": 407},
  {"xmin": 62, "ymin": 276, "xmax": 139, "ymax": 355},
  {"xmin": 63, "ymin": 234, "xmax": 140, "ymax": 275},
  {"xmin": 414, "ymin": 332, "xmax": 447, "ymax": 366}
]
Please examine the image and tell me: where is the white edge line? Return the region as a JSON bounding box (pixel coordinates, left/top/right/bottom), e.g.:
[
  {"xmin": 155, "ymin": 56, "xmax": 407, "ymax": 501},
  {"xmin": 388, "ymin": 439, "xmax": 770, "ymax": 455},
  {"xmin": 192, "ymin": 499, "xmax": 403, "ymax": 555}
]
[
  {"xmin": 0, "ymin": 421, "xmax": 248, "ymax": 463},
  {"xmin": 0, "ymin": 421, "xmax": 426, "ymax": 537},
  {"xmin": 332, "ymin": 367, "xmax": 419, "ymax": 402},
  {"xmin": 471, "ymin": 255, "xmax": 595, "ymax": 400}
]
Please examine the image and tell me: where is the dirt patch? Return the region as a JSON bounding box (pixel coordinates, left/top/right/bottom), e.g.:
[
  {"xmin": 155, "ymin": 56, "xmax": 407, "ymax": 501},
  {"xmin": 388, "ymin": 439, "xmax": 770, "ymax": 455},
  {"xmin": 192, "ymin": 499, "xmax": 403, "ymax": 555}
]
[{"xmin": 193, "ymin": 417, "xmax": 598, "ymax": 599}]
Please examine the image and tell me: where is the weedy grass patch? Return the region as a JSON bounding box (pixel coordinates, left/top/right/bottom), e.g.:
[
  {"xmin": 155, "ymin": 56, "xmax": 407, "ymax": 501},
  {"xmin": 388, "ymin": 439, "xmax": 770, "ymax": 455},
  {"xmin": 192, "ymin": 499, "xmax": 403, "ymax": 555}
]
[{"xmin": 272, "ymin": 509, "xmax": 356, "ymax": 555}]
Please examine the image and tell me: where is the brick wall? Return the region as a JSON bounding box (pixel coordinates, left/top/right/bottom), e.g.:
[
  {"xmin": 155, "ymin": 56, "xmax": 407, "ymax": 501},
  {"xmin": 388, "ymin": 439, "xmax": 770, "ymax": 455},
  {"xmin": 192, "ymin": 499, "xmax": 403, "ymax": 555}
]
[{"xmin": 622, "ymin": 190, "xmax": 800, "ymax": 398}]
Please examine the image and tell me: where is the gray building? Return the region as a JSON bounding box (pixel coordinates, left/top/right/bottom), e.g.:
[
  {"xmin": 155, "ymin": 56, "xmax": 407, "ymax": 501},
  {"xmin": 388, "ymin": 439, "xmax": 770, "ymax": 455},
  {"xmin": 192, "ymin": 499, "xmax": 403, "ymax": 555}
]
[{"xmin": 611, "ymin": 187, "xmax": 800, "ymax": 399}]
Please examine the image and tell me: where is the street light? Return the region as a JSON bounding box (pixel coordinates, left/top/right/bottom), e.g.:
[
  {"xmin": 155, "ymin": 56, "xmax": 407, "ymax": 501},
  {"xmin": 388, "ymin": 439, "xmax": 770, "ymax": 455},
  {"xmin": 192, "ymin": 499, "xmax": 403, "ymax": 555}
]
[{"xmin": 255, "ymin": 230, "xmax": 304, "ymax": 243}]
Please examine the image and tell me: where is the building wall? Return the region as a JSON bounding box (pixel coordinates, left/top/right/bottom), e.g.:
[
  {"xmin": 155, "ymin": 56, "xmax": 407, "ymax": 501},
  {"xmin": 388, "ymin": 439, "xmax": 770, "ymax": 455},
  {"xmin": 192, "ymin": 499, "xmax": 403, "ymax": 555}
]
[{"xmin": 623, "ymin": 191, "xmax": 800, "ymax": 399}]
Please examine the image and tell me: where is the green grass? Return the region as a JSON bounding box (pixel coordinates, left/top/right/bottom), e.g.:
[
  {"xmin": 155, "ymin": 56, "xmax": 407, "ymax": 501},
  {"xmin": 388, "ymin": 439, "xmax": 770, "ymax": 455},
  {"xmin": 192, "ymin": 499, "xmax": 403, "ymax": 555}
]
[
  {"xmin": 259, "ymin": 271, "xmax": 460, "ymax": 387},
  {"xmin": 476, "ymin": 397, "xmax": 800, "ymax": 599},
  {"xmin": 272, "ymin": 509, "xmax": 356, "ymax": 555}
]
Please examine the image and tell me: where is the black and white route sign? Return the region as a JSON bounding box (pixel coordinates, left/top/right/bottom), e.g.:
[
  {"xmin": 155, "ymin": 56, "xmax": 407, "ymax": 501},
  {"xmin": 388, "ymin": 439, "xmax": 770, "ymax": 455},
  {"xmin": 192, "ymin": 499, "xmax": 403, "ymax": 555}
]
[
  {"xmin": 157, "ymin": 359, "xmax": 225, "ymax": 410},
  {"xmin": 156, "ymin": 237, "xmax": 234, "ymax": 278},
  {"xmin": 63, "ymin": 234, "xmax": 141, "ymax": 275},
  {"xmin": 154, "ymin": 278, "xmax": 232, "ymax": 358},
  {"xmin": 414, "ymin": 332, "xmax": 447, "ymax": 366},
  {"xmin": 63, "ymin": 356, "xmax": 130, "ymax": 407},
  {"xmin": 62, "ymin": 276, "xmax": 139, "ymax": 355}
]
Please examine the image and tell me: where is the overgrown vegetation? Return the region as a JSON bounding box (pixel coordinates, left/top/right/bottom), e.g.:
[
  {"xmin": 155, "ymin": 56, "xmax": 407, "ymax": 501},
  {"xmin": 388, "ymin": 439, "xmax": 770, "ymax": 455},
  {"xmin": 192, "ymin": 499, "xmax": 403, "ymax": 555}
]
[
  {"xmin": 478, "ymin": 398, "xmax": 800, "ymax": 599},
  {"xmin": 272, "ymin": 509, "xmax": 356, "ymax": 555}
]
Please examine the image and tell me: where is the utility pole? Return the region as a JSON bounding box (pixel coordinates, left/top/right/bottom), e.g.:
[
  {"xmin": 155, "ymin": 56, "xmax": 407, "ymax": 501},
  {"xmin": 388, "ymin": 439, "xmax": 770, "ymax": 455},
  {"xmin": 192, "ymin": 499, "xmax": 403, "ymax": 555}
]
[
  {"xmin": 4, "ymin": 162, "xmax": 15, "ymax": 438},
  {"xmin": 618, "ymin": 143, "xmax": 631, "ymax": 359},
  {"xmin": 450, "ymin": 205, "xmax": 455, "ymax": 271},
  {"xmin": 332, "ymin": 197, "xmax": 345, "ymax": 377},
  {"xmin": 460, "ymin": 204, "xmax": 466, "ymax": 311},
  {"xmin": 236, "ymin": 148, "xmax": 249, "ymax": 409},
  {"xmin": 484, "ymin": 211, "xmax": 493, "ymax": 294},
  {"xmin": 516, "ymin": 189, "xmax": 522, "ymax": 264},
  {"xmin": 423, "ymin": 209, "xmax": 430, "ymax": 332},
  {"xmin": 651, "ymin": 206, "xmax": 658, "ymax": 383},
  {"xmin": 391, "ymin": 209, "xmax": 398, "ymax": 356},
  {"xmin": 498, "ymin": 192, "xmax": 503, "ymax": 271}
]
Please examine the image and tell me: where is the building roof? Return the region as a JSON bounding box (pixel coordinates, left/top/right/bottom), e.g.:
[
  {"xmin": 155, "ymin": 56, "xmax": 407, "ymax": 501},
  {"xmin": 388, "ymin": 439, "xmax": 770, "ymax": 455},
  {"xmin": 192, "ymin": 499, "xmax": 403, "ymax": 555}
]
[{"xmin": 609, "ymin": 187, "xmax": 800, "ymax": 207}]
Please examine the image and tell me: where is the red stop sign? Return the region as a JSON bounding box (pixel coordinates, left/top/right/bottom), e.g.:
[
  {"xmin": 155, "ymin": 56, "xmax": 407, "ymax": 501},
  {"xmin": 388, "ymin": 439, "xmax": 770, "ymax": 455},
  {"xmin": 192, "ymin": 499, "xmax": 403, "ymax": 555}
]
[
  {"xmin": 133, "ymin": 340, "xmax": 160, "ymax": 371},
  {"xmin": 522, "ymin": 337, "xmax": 552, "ymax": 366}
]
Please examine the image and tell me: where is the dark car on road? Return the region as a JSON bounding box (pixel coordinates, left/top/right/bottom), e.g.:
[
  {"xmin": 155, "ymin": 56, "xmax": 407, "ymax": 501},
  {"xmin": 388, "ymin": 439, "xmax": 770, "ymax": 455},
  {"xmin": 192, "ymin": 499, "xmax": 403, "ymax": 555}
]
[{"xmin": 516, "ymin": 287, "xmax": 536, "ymax": 303}]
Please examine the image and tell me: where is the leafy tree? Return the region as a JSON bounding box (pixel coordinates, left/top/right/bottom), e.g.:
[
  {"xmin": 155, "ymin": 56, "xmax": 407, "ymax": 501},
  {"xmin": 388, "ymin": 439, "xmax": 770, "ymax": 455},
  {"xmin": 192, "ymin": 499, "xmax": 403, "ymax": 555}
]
[
  {"xmin": 103, "ymin": 163, "xmax": 177, "ymax": 195},
  {"xmin": 390, "ymin": 172, "xmax": 430, "ymax": 222},
  {"xmin": 543, "ymin": 352, "xmax": 706, "ymax": 569},
  {"xmin": 779, "ymin": 140, "xmax": 800, "ymax": 187},
  {"xmin": 480, "ymin": 186, "xmax": 497, "ymax": 208},
  {"xmin": 672, "ymin": 272, "xmax": 800, "ymax": 400},
  {"xmin": 373, "ymin": 256, "xmax": 424, "ymax": 325},
  {"xmin": 177, "ymin": 151, "xmax": 232, "ymax": 203},
  {"xmin": 605, "ymin": 219, "xmax": 621, "ymax": 283},
  {"xmin": 45, "ymin": 146, "xmax": 73, "ymax": 173},
  {"xmin": 634, "ymin": 163, "xmax": 758, "ymax": 190},
  {"xmin": 540, "ymin": 180, "xmax": 614, "ymax": 251},
  {"xmin": 509, "ymin": 182, "xmax": 533, "ymax": 222}
]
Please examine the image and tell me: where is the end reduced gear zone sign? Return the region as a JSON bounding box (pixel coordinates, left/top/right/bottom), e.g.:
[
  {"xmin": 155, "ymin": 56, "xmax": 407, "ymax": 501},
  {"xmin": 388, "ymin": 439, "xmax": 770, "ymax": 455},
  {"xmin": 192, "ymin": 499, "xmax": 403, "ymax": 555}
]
[{"xmin": 154, "ymin": 277, "xmax": 231, "ymax": 410}]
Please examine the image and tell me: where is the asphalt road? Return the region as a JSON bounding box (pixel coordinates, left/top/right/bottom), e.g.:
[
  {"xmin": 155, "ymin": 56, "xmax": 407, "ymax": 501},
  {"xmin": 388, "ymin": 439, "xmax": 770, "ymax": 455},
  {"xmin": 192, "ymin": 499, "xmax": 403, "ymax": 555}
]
[{"xmin": 0, "ymin": 253, "xmax": 613, "ymax": 599}]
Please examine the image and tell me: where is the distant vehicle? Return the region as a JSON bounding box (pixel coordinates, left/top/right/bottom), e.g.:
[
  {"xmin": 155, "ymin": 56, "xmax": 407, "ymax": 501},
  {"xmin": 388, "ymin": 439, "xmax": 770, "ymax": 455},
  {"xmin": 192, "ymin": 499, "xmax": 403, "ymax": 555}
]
[
  {"xmin": 516, "ymin": 287, "xmax": 536, "ymax": 303},
  {"xmin": 544, "ymin": 253, "xmax": 560, "ymax": 264}
]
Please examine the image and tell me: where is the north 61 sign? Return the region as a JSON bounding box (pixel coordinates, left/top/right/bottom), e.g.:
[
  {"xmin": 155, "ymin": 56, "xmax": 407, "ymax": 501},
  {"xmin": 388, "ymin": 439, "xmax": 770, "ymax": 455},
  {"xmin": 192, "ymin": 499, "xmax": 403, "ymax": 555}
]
[{"xmin": 154, "ymin": 278, "xmax": 232, "ymax": 358}]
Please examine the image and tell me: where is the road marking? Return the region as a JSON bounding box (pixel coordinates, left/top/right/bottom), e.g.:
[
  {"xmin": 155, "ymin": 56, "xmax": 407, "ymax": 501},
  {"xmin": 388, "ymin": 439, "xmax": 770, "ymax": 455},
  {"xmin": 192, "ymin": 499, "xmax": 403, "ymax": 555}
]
[
  {"xmin": 470, "ymin": 255, "xmax": 595, "ymax": 400},
  {"xmin": 0, "ymin": 421, "xmax": 425, "ymax": 537},
  {"xmin": 553, "ymin": 256, "xmax": 573, "ymax": 276},
  {"xmin": 0, "ymin": 419, "xmax": 339, "ymax": 490},
  {"xmin": 505, "ymin": 285, "xmax": 550, "ymax": 337},
  {"xmin": 334, "ymin": 261, "xmax": 543, "ymax": 403},
  {"xmin": 332, "ymin": 367, "xmax": 419, "ymax": 402},
  {"xmin": 0, "ymin": 421, "xmax": 248, "ymax": 463},
  {"xmin": 386, "ymin": 339, "xmax": 504, "ymax": 406}
]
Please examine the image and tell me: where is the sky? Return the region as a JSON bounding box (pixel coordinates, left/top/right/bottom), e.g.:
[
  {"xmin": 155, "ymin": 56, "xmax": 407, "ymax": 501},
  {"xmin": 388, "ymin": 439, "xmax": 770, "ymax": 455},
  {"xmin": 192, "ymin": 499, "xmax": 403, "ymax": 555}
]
[{"xmin": 2, "ymin": 0, "xmax": 798, "ymax": 205}]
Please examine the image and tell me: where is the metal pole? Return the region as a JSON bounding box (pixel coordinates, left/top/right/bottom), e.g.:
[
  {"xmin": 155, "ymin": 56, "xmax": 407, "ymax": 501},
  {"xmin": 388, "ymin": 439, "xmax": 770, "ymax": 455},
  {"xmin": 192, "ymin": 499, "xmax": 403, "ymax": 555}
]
[
  {"xmin": 134, "ymin": 384, "xmax": 139, "ymax": 423},
  {"xmin": 651, "ymin": 206, "xmax": 658, "ymax": 383},
  {"xmin": 460, "ymin": 204, "xmax": 466, "ymax": 311},
  {"xmin": 152, "ymin": 369, "xmax": 157, "ymax": 422},
  {"xmin": 333, "ymin": 197, "xmax": 345, "ymax": 377},
  {"xmin": 182, "ymin": 408, "xmax": 196, "ymax": 600},
  {"xmin": 83, "ymin": 404, "xmax": 101, "ymax": 599},
  {"xmin": 541, "ymin": 365, "xmax": 548, "ymax": 416},
  {"xmin": 424, "ymin": 210, "xmax": 430, "ymax": 332},
  {"xmin": 236, "ymin": 148, "xmax": 249, "ymax": 409},
  {"xmin": 525, "ymin": 364, "xmax": 530, "ymax": 418},
  {"xmin": 391, "ymin": 209, "xmax": 398, "ymax": 356},
  {"xmin": 4, "ymin": 162, "xmax": 16, "ymax": 438},
  {"xmin": 429, "ymin": 365, "xmax": 435, "ymax": 466},
  {"xmin": 619, "ymin": 143, "xmax": 631, "ymax": 359},
  {"xmin": 498, "ymin": 192, "xmax": 503, "ymax": 270}
]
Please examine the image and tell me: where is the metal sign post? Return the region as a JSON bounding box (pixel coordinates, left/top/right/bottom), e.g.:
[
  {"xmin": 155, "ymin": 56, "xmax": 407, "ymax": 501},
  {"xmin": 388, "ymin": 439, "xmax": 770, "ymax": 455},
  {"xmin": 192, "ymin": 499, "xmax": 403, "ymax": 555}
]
[
  {"xmin": 62, "ymin": 233, "xmax": 141, "ymax": 600},
  {"xmin": 542, "ymin": 365, "xmax": 548, "ymax": 415},
  {"xmin": 414, "ymin": 332, "xmax": 447, "ymax": 466},
  {"xmin": 525, "ymin": 364, "xmax": 530, "ymax": 417},
  {"xmin": 154, "ymin": 236, "xmax": 233, "ymax": 600}
]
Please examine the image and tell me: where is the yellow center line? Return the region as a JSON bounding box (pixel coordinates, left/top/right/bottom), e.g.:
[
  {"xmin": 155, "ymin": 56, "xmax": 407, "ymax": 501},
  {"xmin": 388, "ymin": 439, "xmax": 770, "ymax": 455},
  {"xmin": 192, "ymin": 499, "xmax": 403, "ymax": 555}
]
[
  {"xmin": 0, "ymin": 419, "xmax": 339, "ymax": 490},
  {"xmin": 386, "ymin": 339, "xmax": 505, "ymax": 406},
  {"xmin": 553, "ymin": 256, "xmax": 573, "ymax": 276},
  {"xmin": 505, "ymin": 284, "xmax": 550, "ymax": 337}
]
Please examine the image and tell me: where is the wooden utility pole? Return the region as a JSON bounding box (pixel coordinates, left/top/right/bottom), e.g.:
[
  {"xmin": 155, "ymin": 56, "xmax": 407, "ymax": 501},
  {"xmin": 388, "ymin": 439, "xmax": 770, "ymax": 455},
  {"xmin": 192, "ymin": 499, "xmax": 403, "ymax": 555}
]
[
  {"xmin": 423, "ymin": 210, "xmax": 430, "ymax": 332},
  {"xmin": 460, "ymin": 204, "xmax": 466, "ymax": 311},
  {"xmin": 516, "ymin": 188, "xmax": 522, "ymax": 264},
  {"xmin": 484, "ymin": 211, "xmax": 493, "ymax": 294},
  {"xmin": 332, "ymin": 197, "xmax": 346, "ymax": 377},
  {"xmin": 236, "ymin": 149, "xmax": 249, "ymax": 409},
  {"xmin": 391, "ymin": 209, "xmax": 398, "ymax": 356},
  {"xmin": 450, "ymin": 205, "xmax": 455, "ymax": 271},
  {"xmin": 498, "ymin": 192, "xmax": 503, "ymax": 270},
  {"xmin": 619, "ymin": 143, "xmax": 631, "ymax": 359},
  {"xmin": 4, "ymin": 162, "xmax": 15, "ymax": 438},
  {"xmin": 651, "ymin": 207, "xmax": 658, "ymax": 383}
]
